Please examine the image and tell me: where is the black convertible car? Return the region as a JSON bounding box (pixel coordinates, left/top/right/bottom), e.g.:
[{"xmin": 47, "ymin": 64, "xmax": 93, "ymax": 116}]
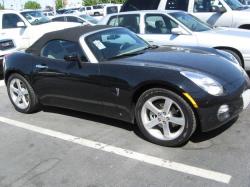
[{"xmin": 3, "ymin": 26, "xmax": 250, "ymax": 146}]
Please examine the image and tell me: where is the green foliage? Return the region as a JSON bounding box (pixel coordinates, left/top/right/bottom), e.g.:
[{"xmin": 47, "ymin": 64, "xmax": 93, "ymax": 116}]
[
  {"xmin": 56, "ymin": 0, "xmax": 63, "ymax": 9},
  {"xmin": 24, "ymin": 1, "xmax": 41, "ymax": 9},
  {"xmin": 83, "ymin": 0, "xmax": 125, "ymax": 6},
  {"xmin": 0, "ymin": 4, "xmax": 4, "ymax": 10}
]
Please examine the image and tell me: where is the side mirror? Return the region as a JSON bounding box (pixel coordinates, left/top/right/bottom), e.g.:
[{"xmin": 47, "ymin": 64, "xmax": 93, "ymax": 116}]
[
  {"xmin": 17, "ymin": 22, "xmax": 26, "ymax": 28},
  {"xmin": 171, "ymin": 27, "xmax": 187, "ymax": 35},
  {"xmin": 64, "ymin": 55, "xmax": 79, "ymax": 62}
]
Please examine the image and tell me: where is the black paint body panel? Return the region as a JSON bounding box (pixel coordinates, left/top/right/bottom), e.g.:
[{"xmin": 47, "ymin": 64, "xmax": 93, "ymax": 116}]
[{"xmin": 4, "ymin": 46, "xmax": 250, "ymax": 132}]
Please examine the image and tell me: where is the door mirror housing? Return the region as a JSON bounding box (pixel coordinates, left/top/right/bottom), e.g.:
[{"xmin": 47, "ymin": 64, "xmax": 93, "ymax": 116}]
[
  {"xmin": 171, "ymin": 27, "xmax": 187, "ymax": 35},
  {"xmin": 17, "ymin": 22, "xmax": 26, "ymax": 28},
  {"xmin": 64, "ymin": 55, "xmax": 79, "ymax": 62}
]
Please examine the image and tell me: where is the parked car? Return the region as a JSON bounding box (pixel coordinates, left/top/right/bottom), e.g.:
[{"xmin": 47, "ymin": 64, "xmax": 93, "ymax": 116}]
[
  {"xmin": 64, "ymin": 9, "xmax": 80, "ymax": 14},
  {"xmin": 121, "ymin": 0, "xmax": 250, "ymax": 29},
  {"xmin": 3, "ymin": 26, "xmax": 250, "ymax": 146},
  {"xmin": 239, "ymin": 0, "xmax": 250, "ymax": 6},
  {"xmin": 0, "ymin": 10, "xmax": 80, "ymax": 52},
  {"xmin": 103, "ymin": 4, "xmax": 121, "ymax": 16},
  {"xmin": 43, "ymin": 11, "xmax": 55, "ymax": 19},
  {"xmin": 56, "ymin": 9, "xmax": 68, "ymax": 14},
  {"xmin": 100, "ymin": 10, "xmax": 250, "ymax": 69},
  {"xmin": 52, "ymin": 14, "xmax": 98, "ymax": 25},
  {"xmin": 85, "ymin": 5, "xmax": 104, "ymax": 16},
  {"xmin": 0, "ymin": 38, "xmax": 16, "ymax": 74}
]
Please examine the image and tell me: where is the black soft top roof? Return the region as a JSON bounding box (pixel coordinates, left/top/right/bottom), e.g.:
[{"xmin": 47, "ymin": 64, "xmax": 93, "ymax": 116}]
[{"xmin": 26, "ymin": 25, "xmax": 111, "ymax": 55}]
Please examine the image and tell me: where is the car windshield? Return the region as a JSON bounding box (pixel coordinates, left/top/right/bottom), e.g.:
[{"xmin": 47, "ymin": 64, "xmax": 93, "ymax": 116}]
[
  {"xmin": 79, "ymin": 15, "xmax": 98, "ymax": 24},
  {"xmin": 170, "ymin": 12, "xmax": 212, "ymax": 32},
  {"xmin": 224, "ymin": 0, "xmax": 247, "ymax": 10},
  {"xmin": 85, "ymin": 28, "xmax": 149, "ymax": 61},
  {"xmin": 21, "ymin": 11, "xmax": 50, "ymax": 25}
]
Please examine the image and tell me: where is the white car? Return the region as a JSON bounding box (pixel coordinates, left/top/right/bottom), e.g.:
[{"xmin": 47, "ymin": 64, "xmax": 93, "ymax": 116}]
[
  {"xmin": 100, "ymin": 10, "xmax": 250, "ymax": 69},
  {"xmin": 52, "ymin": 14, "xmax": 98, "ymax": 25},
  {"xmin": 0, "ymin": 38, "xmax": 17, "ymax": 74},
  {"xmin": 121, "ymin": 0, "xmax": 250, "ymax": 29},
  {"xmin": 85, "ymin": 5, "xmax": 104, "ymax": 16},
  {"xmin": 43, "ymin": 11, "xmax": 55, "ymax": 19},
  {"xmin": 0, "ymin": 10, "xmax": 80, "ymax": 51}
]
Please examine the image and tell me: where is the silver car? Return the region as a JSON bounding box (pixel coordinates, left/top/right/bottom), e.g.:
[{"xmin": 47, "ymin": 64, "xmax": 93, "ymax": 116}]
[{"xmin": 100, "ymin": 10, "xmax": 250, "ymax": 69}]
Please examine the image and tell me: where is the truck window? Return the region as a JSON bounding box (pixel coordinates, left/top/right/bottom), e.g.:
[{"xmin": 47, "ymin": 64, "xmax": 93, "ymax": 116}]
[
  {"xmin": 108, "ymin": 14, "xmax": 140, "ymax": 34},
  {"xmin": 121, "ymin": 0, "xmax": 160, "ymax": 11},
  {"xmin": 2, "ymin": 14, "xmax": 23, "ymax": 29},
  {"xmin": 193, "ymin": 0, "xmax": 224, "ymax": 12},
  {"xmin": 165, "ymin": 0, "xmax": 189, "ymax": 11}
]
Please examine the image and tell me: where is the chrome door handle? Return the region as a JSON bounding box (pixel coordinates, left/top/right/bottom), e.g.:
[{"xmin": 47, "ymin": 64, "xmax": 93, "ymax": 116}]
[{"xmin": 36, "ymin": 64, "xmax": 48, "ymax": 69}]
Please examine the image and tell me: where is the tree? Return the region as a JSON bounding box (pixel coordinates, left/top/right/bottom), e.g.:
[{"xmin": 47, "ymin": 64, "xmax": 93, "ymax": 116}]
[
  {"xmin": 0, "ymin": 3, "xmax": 4, "ymax": 10},
  {"xmin": 56, "ymin": 0, "xmax": 63, "ymax": 10},
  {"xmin": 83, "ymin": 0, "xmax": 97, "ymax": 6},
  {"xmin": 24, "ymin": 1, "xmax": 41, "ymax": 9}
]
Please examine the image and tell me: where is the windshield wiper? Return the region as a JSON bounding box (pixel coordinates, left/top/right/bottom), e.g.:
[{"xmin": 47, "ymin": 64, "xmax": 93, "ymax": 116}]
[
  {"xmin": 107, "ymin": 50, "xmax": 145, "ymax": 60},
  {"xmin": 107, "ymin": 45, "xmax": 158, "ymax": 60},
  {"xmin": 235, "ymin": 6, "xmax": 248, "ymax": 10}
]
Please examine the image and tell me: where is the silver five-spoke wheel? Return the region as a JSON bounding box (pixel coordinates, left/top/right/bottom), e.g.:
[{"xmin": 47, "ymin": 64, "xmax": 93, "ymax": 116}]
[
  {"xmin": 141, "ymin": 96, "xmax": 186, "ymax": 141},
  {"xmin": 9, "ymin": 78, "xmax": 30, "ymax": 110}
]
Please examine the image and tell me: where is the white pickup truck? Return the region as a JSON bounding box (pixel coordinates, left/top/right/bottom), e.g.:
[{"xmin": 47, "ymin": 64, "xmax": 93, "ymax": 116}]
[
  {"xmin": 0, "ymin": 10, "xmax": 80, "ymax": 52},
  {"xmin": 121, "ymin": 0, "xmax": 250, "ymax": 29}
]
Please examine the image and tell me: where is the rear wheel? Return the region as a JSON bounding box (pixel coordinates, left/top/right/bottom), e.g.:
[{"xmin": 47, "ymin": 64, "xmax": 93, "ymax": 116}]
[
  {"xmin": 135, "ymin": 88, "xmax": 196, "ymax": 147},
  {"xmin": 7, "ymin": 73, "xmax": 39, "ymax": 113}
]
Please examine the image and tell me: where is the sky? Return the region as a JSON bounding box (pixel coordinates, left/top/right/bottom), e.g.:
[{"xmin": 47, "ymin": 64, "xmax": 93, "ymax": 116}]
[{"xmin": 3, "ymin": 0, "xmax": 82, "ymax": 10}]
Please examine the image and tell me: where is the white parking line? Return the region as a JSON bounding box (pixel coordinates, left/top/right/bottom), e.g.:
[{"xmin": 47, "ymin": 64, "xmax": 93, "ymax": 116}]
[
  {"xmin": 0, "ymin": 116, "xmax": 231, "ymax": 184},
  {"xmin": 0, "ymin": 80, "xmax": 4, "ymax": 87}
]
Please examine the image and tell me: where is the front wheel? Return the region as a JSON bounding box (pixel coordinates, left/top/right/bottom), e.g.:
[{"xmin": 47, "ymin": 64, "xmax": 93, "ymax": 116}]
[
  {"xmin": 135, "ymin": 88, "xmax": 196, "ymax": 147},
  {"xmin": 7, "ymin": 73, "xmax": 39, "ymax": 113}
]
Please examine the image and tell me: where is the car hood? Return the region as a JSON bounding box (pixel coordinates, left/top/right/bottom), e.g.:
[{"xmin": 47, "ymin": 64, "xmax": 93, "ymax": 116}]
[
  {"xmin": 116, "ymin": 46, "xmax": 245, "ymax": 85},
  {"xmin": 204, "ymin": 27, "xmax": 250, "ymax": 38}
]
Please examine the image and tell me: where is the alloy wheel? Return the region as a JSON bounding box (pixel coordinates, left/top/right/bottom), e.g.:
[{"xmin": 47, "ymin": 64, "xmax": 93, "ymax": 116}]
[
  {"xmin": 9, "ymin": 78, "xmax": 30, "ymax": 110},
  {"xmin": 141, "ymin": 96, "xmax": 186, "ymax": 141}
]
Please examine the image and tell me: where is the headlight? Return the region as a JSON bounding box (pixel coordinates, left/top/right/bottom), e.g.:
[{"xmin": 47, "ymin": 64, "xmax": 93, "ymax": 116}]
[{"xmin": 181, "ymin": 71, "xmax": 223, "ymax": 96}]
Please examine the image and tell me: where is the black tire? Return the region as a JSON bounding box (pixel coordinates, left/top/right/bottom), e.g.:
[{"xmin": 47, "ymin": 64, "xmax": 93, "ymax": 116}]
[
  {"xmin": 222, "ymin": 49, "xmax": 243, "ymax": 67},
  {"xmin": 94, "ymin": 12, "xmax": 100, "ymax": 16},
  {"xmin": 7, "ymin": 73, "xmax": 39, "ymax": 113},
  {"xmin": 135, "ymin": 88, "xmax": 197, "ymax": 147}
]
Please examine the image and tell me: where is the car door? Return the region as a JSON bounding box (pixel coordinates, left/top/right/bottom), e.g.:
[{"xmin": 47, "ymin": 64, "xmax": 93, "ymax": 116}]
[
  {"xmin": 0, "ymin": 13, "xmax": 29, "ymax": 49},
  {"xmin": 33, "ymin": 39, "xmax": 104, "ymax": 115},
  {"xmin": 191, "ymin": 0, "xmax": 233, "ymax": 27},
  {"xmin": 142, "ymin": 13, "xmax": 197, "ymax": 46}
]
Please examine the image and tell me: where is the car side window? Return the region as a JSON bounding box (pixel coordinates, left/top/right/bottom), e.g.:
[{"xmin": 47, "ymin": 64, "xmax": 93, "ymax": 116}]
[
  {"xmin": 41, "ymin": 40, "xmax": 88, "ymax": 62},
  {"xmin": 107, "ymin": 14, "xmax": 140, "ymax": 34},
  {"xmin": 165, "ymin": 0, "xmax": 189, "ymax": 11},
  {"xmin": 145, "ymin": 14, "xmax": 177, "ymax": 34},
  {"xmin": 2, "ymin": 13, "xmax": 24, "ymax": 29},
  {"xmin": 193, "ymin": 0, "xmax": 224, "ymax": 12},
  {"xmin": 67, "ymin": 16, "xmax": 78, "ymax": 22},
  {"xmin": 52, "ymin": 17, "xmax": 65, "ymax": 22}
]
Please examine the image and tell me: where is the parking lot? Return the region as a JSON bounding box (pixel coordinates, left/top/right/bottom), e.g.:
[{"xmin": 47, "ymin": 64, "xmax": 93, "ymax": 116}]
[{"xmin": 0, "ymin": 75, "xmax": 250, "ymax": 187}]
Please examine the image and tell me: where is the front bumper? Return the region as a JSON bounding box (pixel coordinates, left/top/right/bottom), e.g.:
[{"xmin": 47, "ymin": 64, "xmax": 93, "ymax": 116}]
[
  {"xmin": 194, "ymin": 77, "xmax": 250, "ymax": 132},
  {"xmin": 198, "ymin": 96, "xmax": 243, "ymax": 132}
]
